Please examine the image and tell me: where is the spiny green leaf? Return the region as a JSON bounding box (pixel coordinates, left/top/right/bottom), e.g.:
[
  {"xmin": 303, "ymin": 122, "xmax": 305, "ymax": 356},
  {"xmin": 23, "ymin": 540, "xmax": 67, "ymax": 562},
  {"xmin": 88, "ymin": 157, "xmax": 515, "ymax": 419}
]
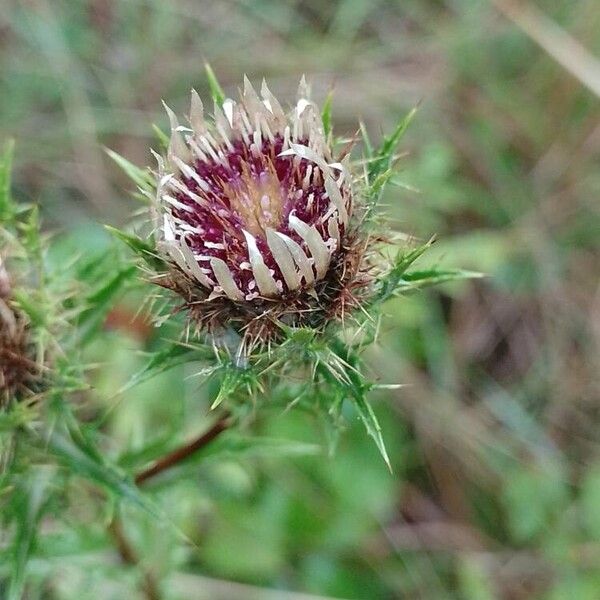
[
  {"xmin": 104, "ymin": 148, "xmax": 154, "ymax": 192},
  {"xmin": 368, "ymin": 106, "xmax": 417, "ymax": 183},
  {"xmin": 104, "ymin": 225, "xmax": 152, "ymax": 256},
  {"xmin": 12, "ymin": 289, "xmax": 46, "ymax": 328},
  {"xmin": 317, "ymin": 339, "xmax": 392, "ymax": 470},
  {"xmin": 337, "ymin": 352, "xmax": 391, "ymax": 471},
  {"xmin": 369, "ymin": 168, "xmax": 395, "ymax": 199},
  {"xmin": 365, "ymin": 106, "xmax": 417, "ymax": 217},
  {"xmin": 211, "ymin": 365, "xmax": 258, "ymax": 410},
  {"xmin": 0, "ymin": 403, "xmax": 39, "ymax": 432},
  {"xmin": 280, "ymin": 325, "xmax": 318, "ymax": 347},
  {"xmin": 104, "ymin": 225, "xmax": 164, "ymax": 269},
  {"xmin": 375, "ymin": 239, "xmax": 434, "ymax": 304},
  {"xmin": 205, "ymin": 63, "xmax": 225, "ymax": 106},
  {"xmin": 349, "ymin": 389, "xmax": 392, "ymax": 472}
]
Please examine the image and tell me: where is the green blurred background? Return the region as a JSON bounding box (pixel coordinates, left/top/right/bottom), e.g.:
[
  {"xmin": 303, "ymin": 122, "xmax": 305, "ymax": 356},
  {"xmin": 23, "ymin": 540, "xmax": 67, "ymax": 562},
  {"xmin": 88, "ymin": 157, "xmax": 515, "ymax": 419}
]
[{"xmin": 2, "ymin": 0, "xmax": 600, "ymax": 598}]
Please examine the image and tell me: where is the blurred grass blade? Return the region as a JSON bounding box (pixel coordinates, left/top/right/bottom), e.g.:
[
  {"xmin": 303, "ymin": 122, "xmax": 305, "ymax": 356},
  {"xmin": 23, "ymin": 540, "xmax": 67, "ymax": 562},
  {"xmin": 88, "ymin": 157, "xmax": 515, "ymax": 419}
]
[{"xmin": 493, "ymin": 0, "xmax": 600, "ymax": 98}]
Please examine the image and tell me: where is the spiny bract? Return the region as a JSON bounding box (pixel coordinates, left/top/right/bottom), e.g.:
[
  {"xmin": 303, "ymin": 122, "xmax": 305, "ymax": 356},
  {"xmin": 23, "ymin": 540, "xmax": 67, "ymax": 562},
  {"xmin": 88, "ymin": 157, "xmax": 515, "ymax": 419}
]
[{"xmin": 150, "ymin": 77, "xmax": 375, "ymax": 344}]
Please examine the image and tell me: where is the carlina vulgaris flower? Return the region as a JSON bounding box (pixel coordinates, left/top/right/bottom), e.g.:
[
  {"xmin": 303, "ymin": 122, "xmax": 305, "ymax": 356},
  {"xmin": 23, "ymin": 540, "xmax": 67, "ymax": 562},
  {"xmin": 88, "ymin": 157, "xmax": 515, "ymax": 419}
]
[
  {"xmin": 150, "ymin": 76, "xmax": 377, "ymax": 347},
  {"xmin": 0, "ymin": 257, "xmax": 41, "ymax": 406}
]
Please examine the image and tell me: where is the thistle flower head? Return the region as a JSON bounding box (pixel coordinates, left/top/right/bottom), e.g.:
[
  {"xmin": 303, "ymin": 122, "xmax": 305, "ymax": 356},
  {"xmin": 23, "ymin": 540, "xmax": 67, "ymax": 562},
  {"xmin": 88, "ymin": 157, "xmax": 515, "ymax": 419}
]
[
  {"xmin": 152, "ymin": 77, "xmax": 372, "ymax": 342},
  {"xmin": 0, "ymin": 258, "xmax": 39, "ymax": 406},
  {"xmin": 110, "ymin": 75, "xmax": 472, "ymax": 466}
]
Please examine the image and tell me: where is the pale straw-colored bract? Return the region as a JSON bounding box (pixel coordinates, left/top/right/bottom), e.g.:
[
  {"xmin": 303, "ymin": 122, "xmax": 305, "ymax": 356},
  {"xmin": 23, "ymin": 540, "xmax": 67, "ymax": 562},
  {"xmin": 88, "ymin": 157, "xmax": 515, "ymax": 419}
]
[{"xmin": 152, "ymin": 77, "xmax": 353, "ymax": 304}]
